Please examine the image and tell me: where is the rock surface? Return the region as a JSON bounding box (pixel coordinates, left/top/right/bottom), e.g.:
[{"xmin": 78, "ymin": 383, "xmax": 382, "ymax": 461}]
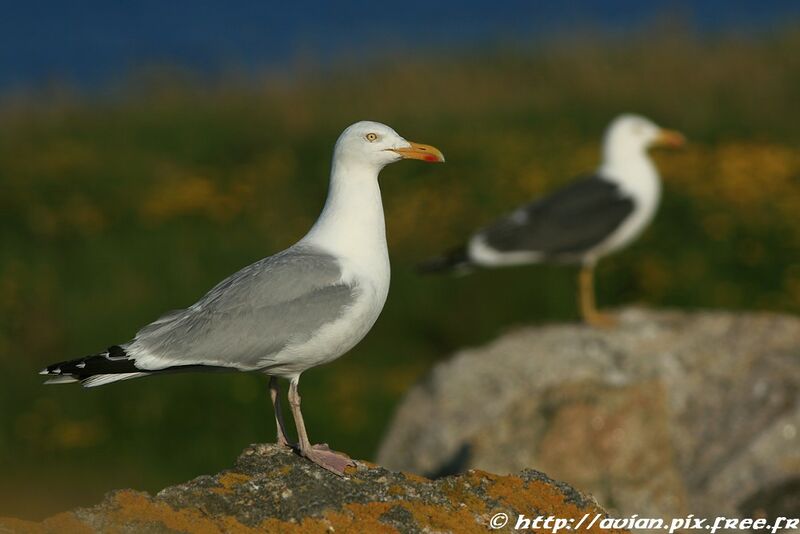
[
  {"xmin": 377, "ymin": 308, "xmax": 800, "ymax": 521},
  {"xmin": 0, "ymin": 443, "xmax": 625, "ymax": 534}
]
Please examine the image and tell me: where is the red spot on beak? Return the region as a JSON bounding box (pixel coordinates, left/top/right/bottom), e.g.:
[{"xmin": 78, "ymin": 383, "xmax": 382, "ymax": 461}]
[{"xmin": 424, "ymin": 155, "xmax": 438, "ymax": 162}]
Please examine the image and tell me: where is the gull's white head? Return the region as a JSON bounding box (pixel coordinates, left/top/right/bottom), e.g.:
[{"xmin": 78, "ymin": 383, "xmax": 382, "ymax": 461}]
[
  {"xmin": 333, "ymin": 121, "xmax": 445, "ymax": 171},
  {"xmin": 603, "ymin": 114, "xmax": 685, "ymax": 163}
]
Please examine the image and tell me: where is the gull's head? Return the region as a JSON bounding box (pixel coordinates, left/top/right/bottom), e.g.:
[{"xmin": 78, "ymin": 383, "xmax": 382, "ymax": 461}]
[
  {"xmin": 603, "ymin": 114, "xmax": 686, "ymax": 161},
  {"xmin": 334, "ymin": 121, "xmax": 445, "ymax": 171}
]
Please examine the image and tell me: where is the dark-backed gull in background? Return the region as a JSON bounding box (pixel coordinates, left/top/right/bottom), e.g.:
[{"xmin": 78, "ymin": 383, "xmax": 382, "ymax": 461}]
[
  {"xmin": 40, "ymin": 121, "xmax": 445, "ymax": 475},
  {"xmin": 421, "ymin": 114, "xmax": 683, "ymax": 327}
]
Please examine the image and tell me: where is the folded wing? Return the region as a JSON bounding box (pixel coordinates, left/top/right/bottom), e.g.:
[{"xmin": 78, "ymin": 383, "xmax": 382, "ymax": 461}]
[{"xmin": 477, "ymin": 174, "xmax": 635, "ymax": 259}]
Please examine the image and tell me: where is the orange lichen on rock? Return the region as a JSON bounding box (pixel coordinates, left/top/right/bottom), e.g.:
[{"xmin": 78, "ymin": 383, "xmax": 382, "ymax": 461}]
[
  {"xmin": 395, "ymin": 500, "xmax": 488, "ymax": 533},
  {"xmin": 105, "ymin": 490, "xmax": 259, "ymax": 534},
  {"xmin": 1, "ymin": 444, "xmax": 626, "ymax": 533},
  {"xmin": 441, "ymin": 475, "xmax": 489, "ymax": 513},
  {"xmin": 386, "ymin": 484, "xmax": 405, "ymax": 496},
  {"xmin": 212, "ymin": 471, "xmax": 252, "ymax": 495},
  {"xmin": 257, "ymin": 500, "xmax": 494, "ymax": 534},
  {"xmin": 462, "ymin": 469, "xmax": 625, "ymax": 534},
  {"xmin": 402, "ymin": 471, "xmax": 430, "ymax": 484},
  {"xmin": 0, "ymin": 513, "xmax": 92, "ymax": 534}
]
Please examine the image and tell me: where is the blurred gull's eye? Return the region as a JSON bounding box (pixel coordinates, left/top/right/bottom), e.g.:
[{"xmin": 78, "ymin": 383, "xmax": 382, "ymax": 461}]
[{"xmin": 366, "ymin": 133, "xmax": 379, "ymax": 142}]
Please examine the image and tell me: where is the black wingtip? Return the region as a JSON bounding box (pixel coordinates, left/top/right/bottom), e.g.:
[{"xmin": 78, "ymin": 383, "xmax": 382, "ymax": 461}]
[
  {"xmin": 40, "ymin": 346, "xmax": 236, "ymax": 387},
  {"xmin": 40, "ymin": 346, "xmax": 139, "ymax": 382}
]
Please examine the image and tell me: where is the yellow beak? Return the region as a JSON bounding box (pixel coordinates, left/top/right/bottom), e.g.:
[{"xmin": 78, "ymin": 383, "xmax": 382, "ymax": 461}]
[
  {"xmin": 390, "ymin": 141, "xmax": 445, "ymax": 163},
  {"xmin": 654, "ymin": 129, "xmax": 686, "ymax": 148}
]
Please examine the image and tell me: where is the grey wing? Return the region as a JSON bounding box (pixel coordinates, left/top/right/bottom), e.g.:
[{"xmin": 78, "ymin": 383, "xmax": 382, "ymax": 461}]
[
  {"xmin": 126, "ymin": 245, "xmax": 357, "ymax": 371},
  {"xmin": 478, "ymin": 174, "xmax": 635, "ymax": 257}
]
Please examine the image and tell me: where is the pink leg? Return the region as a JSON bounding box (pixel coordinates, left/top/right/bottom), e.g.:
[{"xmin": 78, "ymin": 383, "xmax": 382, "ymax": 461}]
[
  {"xmin": 287, "ymin": 378, "xmax": 355, "ymax": 476},
  {"xmin": 269, "ymin": 376, "xmax": 294, "ymax": 448}
]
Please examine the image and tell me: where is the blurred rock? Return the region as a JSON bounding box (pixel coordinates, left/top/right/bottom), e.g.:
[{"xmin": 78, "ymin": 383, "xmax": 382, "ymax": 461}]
[
  {"xmin": 377, "ymin": 308, "xmax": 800, "ymax": 521},
  {"xmin": 0, "ymin": 443, "xmax": 624, "ymax": 533}
]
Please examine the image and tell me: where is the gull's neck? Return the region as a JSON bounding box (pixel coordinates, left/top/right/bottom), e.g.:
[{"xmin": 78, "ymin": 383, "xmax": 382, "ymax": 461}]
[
  {"xmin": 301, "ymin": 155, "xmax": 388, "ymax": 266},
  {"xmin": 598, "ymin": 142, "xmax": 660, "ymax": 200}
]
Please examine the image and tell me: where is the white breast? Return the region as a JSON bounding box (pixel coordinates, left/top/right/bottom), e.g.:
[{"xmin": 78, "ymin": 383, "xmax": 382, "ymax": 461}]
[
  {"xmin": 265, "ymin": 157, "xmax": 392, "ymax": 380},
  {"xmin": 587, "ymin": 158, "xmax": 662, "ymax": 263}
]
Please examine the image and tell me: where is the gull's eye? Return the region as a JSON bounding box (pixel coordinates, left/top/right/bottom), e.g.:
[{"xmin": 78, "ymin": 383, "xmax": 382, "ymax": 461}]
[{"xmin": 365, "ymin": 133, "xmax": 379, "ymax": 142}]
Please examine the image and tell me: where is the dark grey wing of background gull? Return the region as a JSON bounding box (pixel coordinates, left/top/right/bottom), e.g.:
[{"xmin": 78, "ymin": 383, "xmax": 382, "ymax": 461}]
[
  {"xmin": 477, "ymin": 174, "xmax": 635, "ymax": 259},
  {"xmin": 127, "ymin": 244, "xmax": 357, "ymax": 372}
]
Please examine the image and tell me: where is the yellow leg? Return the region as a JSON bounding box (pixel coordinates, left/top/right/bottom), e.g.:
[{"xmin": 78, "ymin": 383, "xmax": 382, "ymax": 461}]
[{"xmin": 578, "ymin": 264, "xmax": 616, "ymax": 328}]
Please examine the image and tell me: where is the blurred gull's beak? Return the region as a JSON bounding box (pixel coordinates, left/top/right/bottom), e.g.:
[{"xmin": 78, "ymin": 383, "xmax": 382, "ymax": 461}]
[
  {"xmin": 391, "ymin": 142, "xmax": 445, "ymax": 163},
  {"xmin": 654, "ymin": 129, "xmax": 686, "ymax": 148}
]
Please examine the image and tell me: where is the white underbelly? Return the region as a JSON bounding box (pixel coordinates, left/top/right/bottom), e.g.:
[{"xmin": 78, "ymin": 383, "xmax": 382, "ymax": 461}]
[
  {"xmin": 468, "ymin": 234, "xmax": 544, "ymax": 267},
  {"xmin": 587, "ymin": 196, "xmax": 658, "ymax": 262}
]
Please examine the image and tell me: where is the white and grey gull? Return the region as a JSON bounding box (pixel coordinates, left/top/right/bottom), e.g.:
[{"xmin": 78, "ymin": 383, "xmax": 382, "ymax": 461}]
[
  {"xmin": 41, "ymin": 121, "xmax": 445, "ymax": 475},
  {"xmin": 420, "ymin": 114, "xmax": 684, "ymax": 327}
]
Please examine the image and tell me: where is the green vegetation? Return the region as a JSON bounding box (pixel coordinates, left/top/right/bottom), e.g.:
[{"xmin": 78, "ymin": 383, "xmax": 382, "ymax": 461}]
[{"xmin": 1, "ymin": 28, "xmax": 799, "ymax": 518}]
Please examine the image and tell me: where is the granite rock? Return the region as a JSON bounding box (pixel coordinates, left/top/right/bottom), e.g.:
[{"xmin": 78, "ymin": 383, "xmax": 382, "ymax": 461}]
[
  {"xmin": 377, "ymin": 308, "xmax": 800, "ymax": 521},
  {"xmin": 0, "ymin": 443, "xmax": 625, "ymax": 533}
]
